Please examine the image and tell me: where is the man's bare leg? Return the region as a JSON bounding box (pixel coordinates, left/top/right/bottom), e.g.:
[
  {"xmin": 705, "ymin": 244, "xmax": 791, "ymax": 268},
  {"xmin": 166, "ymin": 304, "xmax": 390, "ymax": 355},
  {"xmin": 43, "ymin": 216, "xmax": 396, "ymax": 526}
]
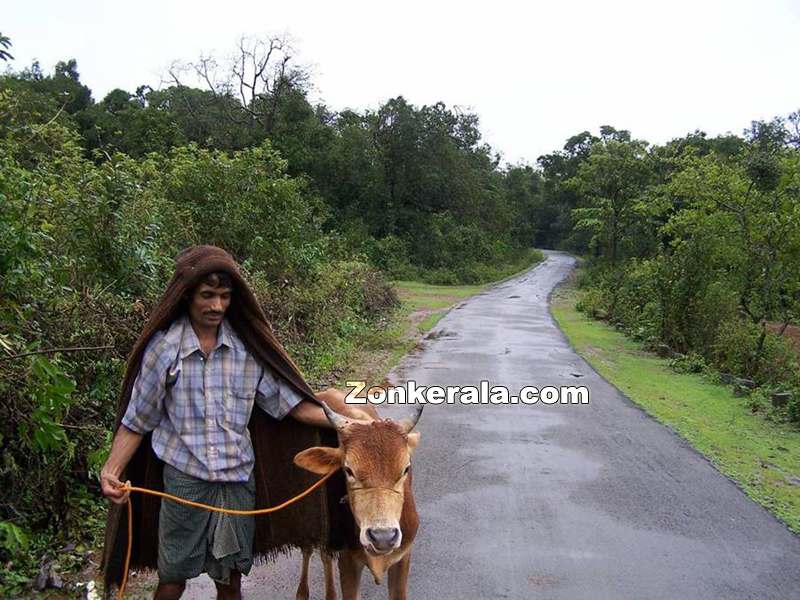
[
  {"xmin": 154, "ymin": 580, "xmax": 186, "ymax": 600},
  {"xmin": 214, "ymin": 570, "xmax": 242, "ymax": 600}
]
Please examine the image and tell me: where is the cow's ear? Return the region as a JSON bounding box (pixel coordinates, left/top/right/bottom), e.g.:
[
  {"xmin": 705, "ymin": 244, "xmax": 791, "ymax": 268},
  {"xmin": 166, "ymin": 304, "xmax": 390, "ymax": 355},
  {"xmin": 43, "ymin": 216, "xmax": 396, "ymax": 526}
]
[
  {"xmin": 406, "ymin": 432, "xmax": 421, "ymax": 452},
  {"xmin": 294, "ymin": 446, "xmax": 343, "ymax": 474}
]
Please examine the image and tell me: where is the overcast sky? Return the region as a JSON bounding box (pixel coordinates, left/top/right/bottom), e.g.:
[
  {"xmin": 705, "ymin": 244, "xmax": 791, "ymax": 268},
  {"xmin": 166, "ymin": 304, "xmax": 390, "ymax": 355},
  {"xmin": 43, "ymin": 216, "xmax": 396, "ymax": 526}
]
[{"xmin": 5, "ymin": 0, "xmax": 800, "ymax": 164}]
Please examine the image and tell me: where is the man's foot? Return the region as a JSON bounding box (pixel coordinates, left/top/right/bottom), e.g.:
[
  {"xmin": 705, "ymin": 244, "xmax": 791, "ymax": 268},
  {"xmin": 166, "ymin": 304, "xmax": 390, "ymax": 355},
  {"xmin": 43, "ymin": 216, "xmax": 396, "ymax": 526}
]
[
  {"xmin": 214, "ymin": 570, "xmax": 242, "ymax": 600},
  {"xmin": 154, "ymin": 580, "xmax": 186, "ymax": 600}
]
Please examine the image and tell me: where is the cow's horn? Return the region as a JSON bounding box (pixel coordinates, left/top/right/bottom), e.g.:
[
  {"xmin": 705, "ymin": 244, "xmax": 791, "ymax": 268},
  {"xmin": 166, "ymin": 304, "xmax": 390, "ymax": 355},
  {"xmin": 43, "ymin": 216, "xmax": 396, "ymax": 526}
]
[
  {"xmin": 320, "ymin": 400, "xmax": 349, "ymax": 430},
  {"xmin": 398, "ymin": 403, "xmax": 424, "ymax": 433}
]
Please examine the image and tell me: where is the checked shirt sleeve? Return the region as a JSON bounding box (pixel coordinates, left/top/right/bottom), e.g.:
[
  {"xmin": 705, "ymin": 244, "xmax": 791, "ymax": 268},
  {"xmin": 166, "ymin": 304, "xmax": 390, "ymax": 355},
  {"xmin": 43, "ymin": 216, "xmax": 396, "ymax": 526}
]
[
  {"xmin": 255, "ymin": 363, "xmax": 304, "ymax": 420},
  {"xmin": 121, "ymin": 331, "xmax": 169, "ymax": 434}
]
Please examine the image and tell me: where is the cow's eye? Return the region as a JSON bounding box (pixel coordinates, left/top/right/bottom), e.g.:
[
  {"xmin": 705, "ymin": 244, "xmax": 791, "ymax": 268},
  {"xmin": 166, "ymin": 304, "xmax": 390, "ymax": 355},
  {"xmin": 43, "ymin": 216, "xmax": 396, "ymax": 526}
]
[
  {"xmin": 403, "ymin": 464, "xmax": 411, "ymax": 476},
  {"xmin": 343, "ymin": 466, "xmax": 355, "ymax": 478}
]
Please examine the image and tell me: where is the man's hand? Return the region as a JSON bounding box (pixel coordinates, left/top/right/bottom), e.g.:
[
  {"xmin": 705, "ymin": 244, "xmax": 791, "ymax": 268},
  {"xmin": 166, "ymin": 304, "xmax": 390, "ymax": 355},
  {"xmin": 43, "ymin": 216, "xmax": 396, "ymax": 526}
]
[
  {"xmin": 289, "ymin": 400, "xmax": 336, "ymax": 429},
  {"xmin": 100, "ymin": 469, "xmax": 131, "ymax": 505},
  {"xmin": 99, "ymin": 425, "xmax": 144, "ymax": 504}
]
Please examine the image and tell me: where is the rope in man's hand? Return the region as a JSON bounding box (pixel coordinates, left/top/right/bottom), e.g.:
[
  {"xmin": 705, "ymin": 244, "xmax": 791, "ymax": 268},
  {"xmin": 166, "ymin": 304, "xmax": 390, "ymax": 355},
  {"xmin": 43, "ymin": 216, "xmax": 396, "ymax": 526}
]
[{"xmin": 112, "ymin": 470, "xmax": 335, "ymax": 599}]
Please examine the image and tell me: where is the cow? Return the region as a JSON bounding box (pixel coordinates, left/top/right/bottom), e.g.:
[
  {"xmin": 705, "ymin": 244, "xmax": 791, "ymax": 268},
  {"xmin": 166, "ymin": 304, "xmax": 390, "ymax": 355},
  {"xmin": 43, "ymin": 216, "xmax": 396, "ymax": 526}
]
[{"xmin": 294, "ymin": 387, "xmax": 423, "ymax": 600}]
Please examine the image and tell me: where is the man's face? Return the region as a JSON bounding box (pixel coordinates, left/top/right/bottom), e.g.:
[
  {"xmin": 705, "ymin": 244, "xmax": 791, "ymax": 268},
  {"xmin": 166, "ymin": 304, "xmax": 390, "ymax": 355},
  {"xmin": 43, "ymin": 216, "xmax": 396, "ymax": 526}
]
[{"xmin": 188, "ymin": 282, "xmax": 232, "ymax": 329}]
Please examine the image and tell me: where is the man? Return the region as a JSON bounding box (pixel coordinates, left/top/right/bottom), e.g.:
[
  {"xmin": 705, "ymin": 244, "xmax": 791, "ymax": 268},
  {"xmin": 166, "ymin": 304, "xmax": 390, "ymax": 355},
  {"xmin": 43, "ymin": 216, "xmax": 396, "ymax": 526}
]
[{"xmin": 99, "ymin": 245, "xmax": 347, "ymax": 599}]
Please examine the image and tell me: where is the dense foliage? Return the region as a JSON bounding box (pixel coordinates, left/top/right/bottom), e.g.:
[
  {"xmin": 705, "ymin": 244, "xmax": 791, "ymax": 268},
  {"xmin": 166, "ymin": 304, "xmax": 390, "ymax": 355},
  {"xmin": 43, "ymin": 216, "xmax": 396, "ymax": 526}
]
[
  {"xmin": 1, "ymin": 40, "xmax": 541, "ymax": 285},
  {"xmin": 549, "ymin": 118, "xmax": 800, "ymax": 421}
]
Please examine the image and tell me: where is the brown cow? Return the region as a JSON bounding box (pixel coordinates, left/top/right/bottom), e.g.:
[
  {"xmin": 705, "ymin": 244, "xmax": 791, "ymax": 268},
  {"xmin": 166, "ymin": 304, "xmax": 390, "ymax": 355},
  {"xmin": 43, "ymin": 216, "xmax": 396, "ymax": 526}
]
[{"xmin": 294, "ymin": 388, "xmax": 422, "ymax": 600}]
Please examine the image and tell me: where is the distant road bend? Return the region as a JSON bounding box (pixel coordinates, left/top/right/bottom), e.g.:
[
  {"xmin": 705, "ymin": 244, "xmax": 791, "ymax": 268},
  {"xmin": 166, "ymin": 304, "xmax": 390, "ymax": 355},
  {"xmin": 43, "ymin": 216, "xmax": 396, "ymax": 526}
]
[{"xmin": 185, "ymin": 250, "xmax": 800, "ymax": 599}]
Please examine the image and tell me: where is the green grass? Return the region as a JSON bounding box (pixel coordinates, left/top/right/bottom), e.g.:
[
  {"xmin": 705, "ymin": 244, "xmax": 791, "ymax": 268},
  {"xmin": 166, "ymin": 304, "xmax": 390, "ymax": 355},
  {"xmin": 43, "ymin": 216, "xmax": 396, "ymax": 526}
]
[
  {"xmin": 391, "ymin": 280, "xmax": 484, "ymax": 306},
  {"xmin": 337, "ymin": 251, "xmax": 546, "ymax": 387},
  {"xmin": 551, "ymin": 275, "xmax": 800, "ymax": 533},
  {"xmin": 391, "ymin": 280, "xmax": 487, "ymax": 335},
  {"xmin": 418, "ymin": 311, "xmax": 447, "ymax": 332},
  {"xmin": 390, "ymin": 252, "xmax": 545, "ymax": 330}
]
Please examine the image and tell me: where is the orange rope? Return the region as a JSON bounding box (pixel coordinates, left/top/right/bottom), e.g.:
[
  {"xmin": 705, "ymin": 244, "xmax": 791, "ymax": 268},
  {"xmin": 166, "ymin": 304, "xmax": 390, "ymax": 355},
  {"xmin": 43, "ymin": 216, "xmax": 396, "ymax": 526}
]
[{"xmin": 115, "ymin": 470, "xmax": 335, "ymax": 599}]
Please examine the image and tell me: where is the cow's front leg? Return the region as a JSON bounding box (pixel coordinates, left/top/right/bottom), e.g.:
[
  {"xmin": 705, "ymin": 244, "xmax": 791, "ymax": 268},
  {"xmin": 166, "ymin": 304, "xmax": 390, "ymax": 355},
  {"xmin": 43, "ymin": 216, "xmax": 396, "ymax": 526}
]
[
  {"xmin": 322, "ymin": 551, "xmax": 337, "ymax": 600},
  {"xmin": 338, "ymin": 550, "xmax": 365, "ymax": 600},
  {"xmin": 387, "ymin": 552, "xmax": 411, "ymax": 600}
]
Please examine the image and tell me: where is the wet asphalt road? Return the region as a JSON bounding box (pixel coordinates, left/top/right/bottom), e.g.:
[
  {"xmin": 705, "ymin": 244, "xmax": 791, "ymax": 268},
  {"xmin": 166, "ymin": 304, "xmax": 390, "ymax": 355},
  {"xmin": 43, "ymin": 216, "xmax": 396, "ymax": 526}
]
[{"xmin": 186, "ymin": 250, "xmax": 800, "ymax": 599}]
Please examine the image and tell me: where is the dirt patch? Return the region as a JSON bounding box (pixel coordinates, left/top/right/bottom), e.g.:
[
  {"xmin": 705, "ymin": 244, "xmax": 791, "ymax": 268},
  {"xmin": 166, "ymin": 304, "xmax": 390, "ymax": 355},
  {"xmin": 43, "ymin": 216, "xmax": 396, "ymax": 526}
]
[
  {"xmin": 421, "ymin": 293, "xmax": 468, "ymax": 302},
  {"xmin": 528, "ymin": 574, "xmax": 560, "ymax": 586},
  {"xmin": 395, "ymin": 290, "xmax": 471, "ymax": 305}
]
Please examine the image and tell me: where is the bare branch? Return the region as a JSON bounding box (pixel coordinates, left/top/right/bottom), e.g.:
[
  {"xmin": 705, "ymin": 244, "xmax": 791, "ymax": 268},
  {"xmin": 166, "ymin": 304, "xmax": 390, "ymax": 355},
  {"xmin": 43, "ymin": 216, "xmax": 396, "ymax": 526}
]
[
  {"xmin": 165, "ymin": 62, "xmax": 200, "ymax": 120},
  {"xmin": 164, "ymin": 34, "xmax": 307, "ymax": 135},
  {"xmin": 0, "ymin": 345, "xmax": 114, "ymax": 363}
]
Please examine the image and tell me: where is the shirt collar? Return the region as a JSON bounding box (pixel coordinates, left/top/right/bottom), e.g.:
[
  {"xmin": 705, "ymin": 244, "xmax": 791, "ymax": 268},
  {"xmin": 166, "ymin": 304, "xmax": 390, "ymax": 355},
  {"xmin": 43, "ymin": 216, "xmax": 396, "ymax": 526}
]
[
  {"xmin": 219, "ymin": 318, "xmax": 237, "ymax": 350},
  {"xmin": 177, "ymin": 314, "xmax": 236, "ymax": 359}
]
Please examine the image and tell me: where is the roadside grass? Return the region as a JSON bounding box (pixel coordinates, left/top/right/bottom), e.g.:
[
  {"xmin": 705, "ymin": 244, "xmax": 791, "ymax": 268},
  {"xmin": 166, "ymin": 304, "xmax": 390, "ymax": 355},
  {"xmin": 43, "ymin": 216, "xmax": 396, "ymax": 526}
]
[
  {"xmin": 296, "ymin": 280, "xmax": 488, "ymax": 389},
  {"xmin": 332, "ymin": 251, "xmax": 545, "ymax": 390},
  {"xmin": 393, "ymin": 280, "xmax": 485, "ymax": 312},
  {"xmin": 333, "ymin": 284, "xmax": 501, "ymax": 388},
  {"xmin": 418, "ymin": 311, "xmax": 446, "ymax": 331},
  {"xmin": 551, "ymin": 271, "xmax": 800, "ymax": 533}
]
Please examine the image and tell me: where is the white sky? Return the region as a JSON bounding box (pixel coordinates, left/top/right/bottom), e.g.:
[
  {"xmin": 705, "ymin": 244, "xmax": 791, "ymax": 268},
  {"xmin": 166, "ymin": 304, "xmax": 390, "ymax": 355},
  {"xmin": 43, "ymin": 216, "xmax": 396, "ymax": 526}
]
[{"xmin": 5, "ymin": 0, "xmax": 800, "ymax": 164}]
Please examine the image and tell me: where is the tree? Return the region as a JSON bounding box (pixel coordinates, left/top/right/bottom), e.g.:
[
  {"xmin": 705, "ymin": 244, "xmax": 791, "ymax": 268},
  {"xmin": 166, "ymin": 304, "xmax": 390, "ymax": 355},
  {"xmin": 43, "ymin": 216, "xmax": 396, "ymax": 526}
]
[
  {"xmin": 503, "ymin": 164, "xmax": 543, "ymax": 246},
  {"xmin": 568, "ymin": 138, "xmax": 653, "ymax": 267},
  {"xmin": 664, "ymin": 126, "xmax": 800, "ymax": 377},
  {"xmin": 536, "ymin": 131, "xmax": 600, "ymax": 249},
  {"xmin": 167, "ymin": 35, "xmax": 310, "ymax": 137},
  {"xmin": 599, "ymin": 125, "xmax": 631, "ymax": 142},
  {"xmin": 2, "ymin": 57, "xmax": 93, "ymax": 116},
  {"xmin": 0, "ymin": 33, "xmax": 13, "ymax": 62}
]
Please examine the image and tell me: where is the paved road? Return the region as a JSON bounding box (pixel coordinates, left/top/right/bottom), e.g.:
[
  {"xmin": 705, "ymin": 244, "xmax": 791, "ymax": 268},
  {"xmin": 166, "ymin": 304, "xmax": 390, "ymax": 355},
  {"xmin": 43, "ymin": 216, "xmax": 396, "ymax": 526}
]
[{"xmin": 186, "ymin": 250, "xmax": 800, "ymax": 599}]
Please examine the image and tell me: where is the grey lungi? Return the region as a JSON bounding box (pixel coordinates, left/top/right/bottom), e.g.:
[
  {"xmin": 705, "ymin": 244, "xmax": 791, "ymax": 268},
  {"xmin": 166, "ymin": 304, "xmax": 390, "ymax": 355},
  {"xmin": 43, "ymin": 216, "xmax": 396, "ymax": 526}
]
[{"xmin": 157, "ymin": 463, "xmax": 256, "ymax": 585}]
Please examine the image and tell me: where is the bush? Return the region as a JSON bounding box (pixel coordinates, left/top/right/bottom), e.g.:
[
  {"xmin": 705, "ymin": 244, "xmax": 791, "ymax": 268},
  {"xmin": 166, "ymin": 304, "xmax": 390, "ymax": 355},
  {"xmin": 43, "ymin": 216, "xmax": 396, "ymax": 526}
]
[
  {"xmin": 611, "ymin": 258, "xmax": 661, "ymax": 339},
  {"xmin": 362, "ymin": 234, "xmax": 414, "ymax": 278},
  {"xmin": 575, "ymin": 287, "xmax": 609, "ymax": 319},
  {"xmin": 711, "ymin": 318, "xmax": 799, "ymax": 386},
  {"xmin": 669, "ymin": 351, "xmax": 709, "ymax": 374}
]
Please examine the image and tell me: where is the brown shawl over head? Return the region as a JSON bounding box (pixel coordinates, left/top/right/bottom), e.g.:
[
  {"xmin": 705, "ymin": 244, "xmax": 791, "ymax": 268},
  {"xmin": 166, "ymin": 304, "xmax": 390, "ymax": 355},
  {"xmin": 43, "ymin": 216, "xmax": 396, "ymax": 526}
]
[{"xmin": 101, "ymin": 245, "xmax": 346, "ymax": 587}]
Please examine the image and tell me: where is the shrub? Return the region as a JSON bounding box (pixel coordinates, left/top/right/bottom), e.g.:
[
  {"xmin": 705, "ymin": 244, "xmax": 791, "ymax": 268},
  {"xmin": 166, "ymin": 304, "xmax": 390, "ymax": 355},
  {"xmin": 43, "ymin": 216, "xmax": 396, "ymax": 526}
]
[{"xmin": 711, "ymin": 318, "xmax": 799, "ymax": 386}]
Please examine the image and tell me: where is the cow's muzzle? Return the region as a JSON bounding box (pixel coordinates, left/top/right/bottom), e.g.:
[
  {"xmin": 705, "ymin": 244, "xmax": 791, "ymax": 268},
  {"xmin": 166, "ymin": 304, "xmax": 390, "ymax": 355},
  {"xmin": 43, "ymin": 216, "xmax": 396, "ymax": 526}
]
[
  {"xmin": 361, "ymin": 524, "xmax": 402, "ymax": 555},
  {"xmin": 367, "ymin": 527, "xmax": 400, "ymax": 552}
]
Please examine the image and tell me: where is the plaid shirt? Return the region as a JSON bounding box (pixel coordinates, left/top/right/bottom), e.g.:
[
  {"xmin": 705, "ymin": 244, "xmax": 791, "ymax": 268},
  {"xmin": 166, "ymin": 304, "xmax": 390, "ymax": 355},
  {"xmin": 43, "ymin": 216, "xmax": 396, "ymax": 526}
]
[{"xmin": 121, "ymin": 314, "xmax": 304, "ymax": 482}]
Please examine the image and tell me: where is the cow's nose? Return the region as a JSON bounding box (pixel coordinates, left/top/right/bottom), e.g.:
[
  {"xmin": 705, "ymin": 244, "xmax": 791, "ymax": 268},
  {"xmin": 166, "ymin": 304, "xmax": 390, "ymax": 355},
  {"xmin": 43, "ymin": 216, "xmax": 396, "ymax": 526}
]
[{"xmin": 366, "ymin": 527, "xmax": 400, "ymax": 550}]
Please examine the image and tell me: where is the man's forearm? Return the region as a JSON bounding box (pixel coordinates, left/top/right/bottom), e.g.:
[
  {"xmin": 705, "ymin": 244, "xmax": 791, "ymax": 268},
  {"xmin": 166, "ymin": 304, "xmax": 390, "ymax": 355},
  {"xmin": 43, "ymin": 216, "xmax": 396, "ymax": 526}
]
[
  {"xmin": 100, "ymin": 425, "xmax": 143, "ymax": 503},
  {"xmin": 102, "ymin": 425, "xmax": 144, "ymax": 478},
  {"xmin": 289, "ymin": 400, "xmax": 335, "ymax": 429}
]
